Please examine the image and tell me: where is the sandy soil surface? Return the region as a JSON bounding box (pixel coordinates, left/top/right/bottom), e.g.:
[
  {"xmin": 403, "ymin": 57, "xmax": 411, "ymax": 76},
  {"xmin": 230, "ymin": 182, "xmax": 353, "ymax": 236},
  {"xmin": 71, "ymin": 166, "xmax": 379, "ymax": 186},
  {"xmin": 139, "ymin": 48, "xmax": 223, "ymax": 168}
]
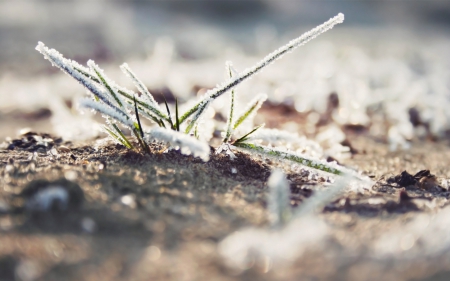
[{"xmin": 1, "ymin": 105, "xmax": 450, "ymax": 281}]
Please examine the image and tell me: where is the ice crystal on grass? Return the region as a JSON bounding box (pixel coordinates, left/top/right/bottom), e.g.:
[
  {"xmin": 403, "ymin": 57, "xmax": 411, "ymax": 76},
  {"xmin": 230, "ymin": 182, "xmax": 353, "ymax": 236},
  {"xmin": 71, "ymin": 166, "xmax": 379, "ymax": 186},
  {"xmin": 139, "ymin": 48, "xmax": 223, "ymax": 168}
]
[
  {"xmin": 78, "ymin": 99, "xmax": 134, "ymax": 129},
  {"xmin": 248, "ymin": 128, "xmax": 323, "ymax": 157},
  {"xmin": 145, "ymin": 127, "xmax": 210, "ymax": 161},
  {"xmin": 36, "ymin": 43, "xmax": 114, "ymax": 109},
  {"xmin": 36, "ymin": 13, "xmax": 346, "ymax": 163},
  {"xmin": 180, "ymin": 13, "xmax": 345, "ymax": 132},
  {"xmin": 234, "ymin": 142, "xmax": 373, "ymax": 188},
  {"xmin": 120, "ymin": 63, "xmax": 159, "ymax": 107},
  {"xmin": 88, "ymin": 60, "xmax": 126, "ymax": 109}
]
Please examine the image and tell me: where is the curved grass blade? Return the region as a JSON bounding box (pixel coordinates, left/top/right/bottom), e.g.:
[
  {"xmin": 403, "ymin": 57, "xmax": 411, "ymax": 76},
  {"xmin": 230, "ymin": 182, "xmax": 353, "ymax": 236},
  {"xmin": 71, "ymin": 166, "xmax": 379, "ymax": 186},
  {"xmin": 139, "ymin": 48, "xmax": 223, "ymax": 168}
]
[{"xmin": 111, "ymin": 124, "xmax": 134, "ymax": 149}]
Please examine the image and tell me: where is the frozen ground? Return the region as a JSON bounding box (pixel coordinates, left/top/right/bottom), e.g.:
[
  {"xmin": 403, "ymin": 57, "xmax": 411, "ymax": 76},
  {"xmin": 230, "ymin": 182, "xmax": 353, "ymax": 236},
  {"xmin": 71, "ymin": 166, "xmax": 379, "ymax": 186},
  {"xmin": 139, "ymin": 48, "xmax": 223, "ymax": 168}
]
[{"xmin": 1, "ymin": 1, "xmax": 450, "ymax": 280}]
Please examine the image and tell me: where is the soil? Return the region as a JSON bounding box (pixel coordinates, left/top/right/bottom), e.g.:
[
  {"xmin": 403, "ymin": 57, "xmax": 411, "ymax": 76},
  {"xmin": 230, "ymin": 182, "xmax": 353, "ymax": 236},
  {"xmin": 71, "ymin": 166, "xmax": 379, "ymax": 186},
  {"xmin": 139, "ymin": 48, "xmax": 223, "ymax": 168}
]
[{"xmin": 1, "ymin": 116, "xmax": 450, "ymax": 281}]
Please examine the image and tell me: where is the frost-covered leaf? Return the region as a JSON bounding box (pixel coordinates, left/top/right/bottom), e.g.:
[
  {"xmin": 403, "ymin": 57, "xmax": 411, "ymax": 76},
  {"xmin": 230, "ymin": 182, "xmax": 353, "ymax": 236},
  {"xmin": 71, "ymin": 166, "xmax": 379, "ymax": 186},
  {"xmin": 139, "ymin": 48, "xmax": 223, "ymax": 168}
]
[
  {"xmin": 79, "ymin": 98, "xmax": 134, "ymax": 129},
  {"xmin": 179, "ymin": 13, "xmax": 344, "ymax": 131},
  {"xmin": 223, "ymin": 61, "xmax": 236, "ymax": 143},
  {"xmin": 88, "ymin": 60, "xmax": 125, "ymax": 109},
  {"xmin": 234, "ymin": 142, "xmax": 372, "ymax": 185},
  {"xmin": 36, "ymin": 42, "xmax": 118, "ymax": 110},
  {"xmin": 145, "ymin": 127, "xmax": 210, "ymax": 161},
  {"xmin": 247, "ymin": 128, "xmax": 323, "ymax": 157},
  {"xmin": 120, "ymin": 63, "xmax": 159, "ymax": 108}
]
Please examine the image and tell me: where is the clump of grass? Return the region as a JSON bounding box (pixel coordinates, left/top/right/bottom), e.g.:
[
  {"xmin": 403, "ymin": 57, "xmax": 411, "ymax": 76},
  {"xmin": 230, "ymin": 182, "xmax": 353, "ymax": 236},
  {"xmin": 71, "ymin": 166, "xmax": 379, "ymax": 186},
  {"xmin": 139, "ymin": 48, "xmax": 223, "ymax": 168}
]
[{"xmin": 36, "ymin": 13, "xmax": 345, "ymax": 164}]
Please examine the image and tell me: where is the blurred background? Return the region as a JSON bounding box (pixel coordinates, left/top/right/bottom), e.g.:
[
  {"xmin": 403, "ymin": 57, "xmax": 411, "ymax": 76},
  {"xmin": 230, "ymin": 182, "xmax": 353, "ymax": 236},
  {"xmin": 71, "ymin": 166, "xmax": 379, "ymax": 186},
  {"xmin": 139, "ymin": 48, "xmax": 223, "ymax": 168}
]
[
  {"xmin": 2, "ymin": 0, "xmax": 450, "ymax": 75},
  {"xmin": 1, "ymin": 0, "xmax": 450, "ymax": 144}
]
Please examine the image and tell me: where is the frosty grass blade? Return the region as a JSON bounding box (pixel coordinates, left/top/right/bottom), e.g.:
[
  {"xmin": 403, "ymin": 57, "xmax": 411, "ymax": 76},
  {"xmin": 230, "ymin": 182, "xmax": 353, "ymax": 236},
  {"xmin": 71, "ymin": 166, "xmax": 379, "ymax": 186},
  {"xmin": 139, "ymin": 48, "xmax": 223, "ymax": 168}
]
[
  {"xmin": 120, "ymin": 63, "xmax": 160, "ymax": 107},
  {"xmin": 234, "ymin": 142, "xmax": 371, "ymax": 184},
  {"xmin": 88, "ymin": 60, "xmax": 125, "ymax": 109},
  {"xmin": 36, "ymin": 42, "xmax": 119, "ymax": 110},
  {"xmin": 145, "ymin": 127, "xmax": 210, "ymax": 161},
  {"xmin": 223, "ymin": 61, "xmax": 236, "ymax": 143},
  {"xmin": 180, "ymin": 13, "xmax": 344, "ymax": 131},
  {"xmin": 79, "ymin": 98, "xmax": 134, "ymax": 129}
]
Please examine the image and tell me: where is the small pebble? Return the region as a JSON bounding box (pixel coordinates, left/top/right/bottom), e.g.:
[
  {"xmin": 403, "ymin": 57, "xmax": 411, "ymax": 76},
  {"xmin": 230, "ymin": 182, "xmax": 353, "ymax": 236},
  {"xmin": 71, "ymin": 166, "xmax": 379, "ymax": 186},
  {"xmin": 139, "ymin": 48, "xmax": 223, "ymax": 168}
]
[{"xmin": 58, "ymin": 146, "xmax": 71, "ymax": 153}]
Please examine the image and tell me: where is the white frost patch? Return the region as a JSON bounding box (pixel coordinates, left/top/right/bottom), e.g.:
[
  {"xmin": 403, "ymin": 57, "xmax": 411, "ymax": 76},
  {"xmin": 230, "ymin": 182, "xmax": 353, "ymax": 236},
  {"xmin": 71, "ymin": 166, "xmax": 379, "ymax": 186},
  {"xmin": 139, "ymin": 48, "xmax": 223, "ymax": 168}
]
[
  {"xmin": 145, "ymin": 127, "xmax": 210, "ymax": 161},
  {"xmin": 215, "ymin": 143, "xmax": 237, "ymax": 159},
  {"xmin": 78, "ymin": 98, "xmax": 134, "ymax": 129}
]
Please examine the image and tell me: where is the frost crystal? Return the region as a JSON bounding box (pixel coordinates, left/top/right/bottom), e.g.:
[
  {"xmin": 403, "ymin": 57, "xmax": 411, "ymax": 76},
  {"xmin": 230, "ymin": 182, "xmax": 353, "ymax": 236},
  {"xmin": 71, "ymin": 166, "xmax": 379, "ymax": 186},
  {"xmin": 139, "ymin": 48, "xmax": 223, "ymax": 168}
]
[
  {"xmin": 215, "ymin": 143, "xmax": 237, "ymax": 159},
  {"xmin": 180, "ymin": 13, "xmax": 345, "ymax": 131},
  {"xmin": 120, "ymin": 63, "xmax": 160, "ymax": 107},
  {"xmin": 234, "ymin": 142, "xmax": 373, "ymax": 188},
  {"xmin": 88, "ymin": 60, "xmax": 126, "ymax": 109},
  {"xmin": 35, "ymin": 42, "xmax": 116, "ymax": 109},
  {"xmin": 248, "ymin": 128, "xmax": 323, "ymax": 157},
  {"xmin": 145, "ymin": 127, "xmax": 210, "ymax": 161},
  {"xmin": 79, "ymin": 98, "xmax": 134, "ymax": 128}
]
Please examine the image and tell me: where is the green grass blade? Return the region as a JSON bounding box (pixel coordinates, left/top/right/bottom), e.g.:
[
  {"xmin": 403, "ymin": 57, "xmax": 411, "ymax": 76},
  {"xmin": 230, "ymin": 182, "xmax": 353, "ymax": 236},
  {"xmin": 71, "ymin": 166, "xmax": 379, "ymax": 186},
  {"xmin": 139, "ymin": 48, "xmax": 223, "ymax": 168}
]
[
  {"xmin": 133, "ymin": 96, "xmax": 144, "ymax": 138},
  {"xmin": 194, "ymin": 125, "xmax": 199, "ymax": 139},
  {"xmin": 133, "ymin": 129, "xmax": 150, "ymax": 154},
  {"xmin": 184, "ymin": 102, "xmax": 209, "ymax": 133},
  {"xmin": 233, "ymin": 123, "xmax": 265, "ymax": 144},
  {"xmin": 88, "ymin": 61, "xmax": 124, "ymax": 109},
  {"xmin": 175, "ymin": 98, "xmax": 180, "ymax": 132},
  {"xmin": 111, "ymin": 124, "xmax": 134, "ymax": 149},
  {"xmin": 104, "ymin": 125, "xmax": 133, "ymax": 149},
  {"xmin": 233, "ymin": 94, "xmax": 266, "ymax": 130},
  {"xmin": 162, "ymin": 94, "xmax": 174, "ymax": 130}
]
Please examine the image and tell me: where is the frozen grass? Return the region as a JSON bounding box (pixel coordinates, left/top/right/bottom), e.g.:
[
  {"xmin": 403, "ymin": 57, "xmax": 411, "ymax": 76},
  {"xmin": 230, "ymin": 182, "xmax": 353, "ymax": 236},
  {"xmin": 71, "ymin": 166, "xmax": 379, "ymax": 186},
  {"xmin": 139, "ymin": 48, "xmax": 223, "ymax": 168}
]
[{"xmin": 36, "ymin": 13, "xmax": 353, "ymax": 175}]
